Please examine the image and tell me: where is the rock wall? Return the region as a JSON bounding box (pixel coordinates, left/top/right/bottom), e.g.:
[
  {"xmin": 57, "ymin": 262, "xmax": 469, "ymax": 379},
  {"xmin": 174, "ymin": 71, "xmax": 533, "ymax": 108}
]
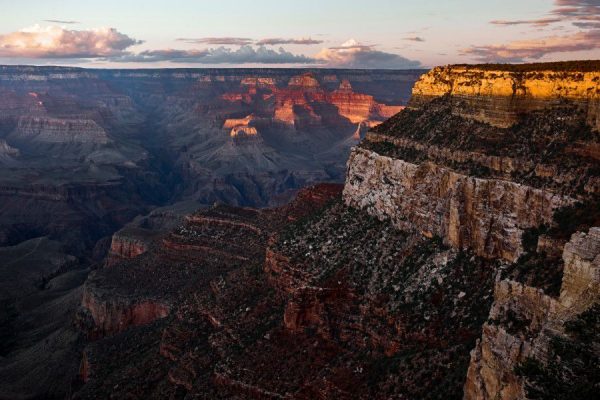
[
  {"xmin": 464, "ymin": 227, "xmax": 600, "ymax": 400},
  {"xmin": 80, "ymin": 281, "xmax": 170, "ymax": 339},
  {"xmin": 410, "ymin": 65, "xmax": 600, "ymax": 130},
  {"xmin": 10, "ymin": 116, "xmax": 111, "ymax": 144},
  {"xmin": 343, "ymin": 147, "xmax": 573, "ymax": 262},
  {"xmin": 105, "ymin": 232, "xmax": 151, "ymax": 266}
]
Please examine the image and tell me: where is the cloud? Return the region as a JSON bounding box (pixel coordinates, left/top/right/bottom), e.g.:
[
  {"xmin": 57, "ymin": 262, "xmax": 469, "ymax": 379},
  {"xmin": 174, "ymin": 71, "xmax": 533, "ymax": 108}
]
[
  {"xmin": 176, "ymin": 37, "xmax": 323, "ymax": 46},
  {"xmin": 403, "ymin": 36, "xmax": 425, "ymax": 42},
  {"xmin": 490, "ymin": 1, "xmax": 600, "ymax": 28},
  {"xmin": 0, "ymin": 26, "xmax": 419, "ymax": 68},
  {"xmin": 176, "ymin": 37, "xmax": 253, "ymax": 45},
  {"xmin": 112, "ymin": 45, "xmax": 316, "ymax": 64},
  {"xmin": 314, "ymin": 39, "xmax": 421, "ymax": 69},
  {"xmin": 0, "ymin": 25, "xmax": 141, "ymax": 58},
  {"xmin": 469, "ymin": 0, "xmax": 600, "ymax": 62},
  {"xmin": 490, "ymin": 18, "xmax": 563, "ymax": 27},
  {"xmin": 43, "ymin": 19, "xmax": 79, "ymax": 24},
  {"xmin": 256, "ymin": 38, "xmax": 323, "ymax": 45},
  {"xmin": 462, "ymin": 29, "xmax": 600, "ymax": 62},
  {"xmin": 553, "ymin": 0, "xmax": 600, "ymax": 17}
]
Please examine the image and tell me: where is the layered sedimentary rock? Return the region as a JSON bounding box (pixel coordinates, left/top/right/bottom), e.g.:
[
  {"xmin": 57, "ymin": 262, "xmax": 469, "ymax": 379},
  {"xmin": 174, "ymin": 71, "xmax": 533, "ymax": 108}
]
[
  {"xmin": 342, "ymin": 61, "xmax": 600, "ymax": 399},
  {"xmin": 329, "ymin": 80, "xmax": 404, "ymax": 124},
  {"xmin": 80, "ymin": 285, "xmax": 170, "ymax": 339},
  {"xmin": 229, "ymin": 125, "xmax": 258, "ymax": 138},
  {"xmin": 410, "ymin": 62, "xmax": 600, "ymax": 129},
  {"xmin": 344, "ymin": 147, "xmax": 573, "ymax": 262},
  {"xmin": 22, "ymin": 62, "xmax": 600, "ymax": 399},
  {"xmin": 106, "ymin": 231, "xmax": 151, "ymax": 266},
  {"xmin": 10, "ymin": 116, "xmax": 111, "ymax": 144},
  {"xmin": 0, "ymin": 66, "xmax": 422, "ymax": 399},
  {"xmin": 464, "ymin": 228, "xmax": 600, "ymax": 400}
]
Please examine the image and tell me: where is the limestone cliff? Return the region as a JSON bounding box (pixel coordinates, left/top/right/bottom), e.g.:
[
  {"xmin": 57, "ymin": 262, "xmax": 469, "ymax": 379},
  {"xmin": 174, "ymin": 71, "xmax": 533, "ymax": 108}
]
[
  {"xmin": 342, "ymin": 61, "xmax": 600, "ymax": 399},
  {"xmin": 10, "ymin": 116, "xmax": 111, "ymax": 144},
  {"xmin": 464, "ymin": 228, "xmax": 600, "ymax": 400},
  {"xmin": 410, "ymin": 62, "xmax": 600, "ymax": 130},
  {"xmin": 344, "ymin": 147, "xmax": 573, "ymax": 262}
]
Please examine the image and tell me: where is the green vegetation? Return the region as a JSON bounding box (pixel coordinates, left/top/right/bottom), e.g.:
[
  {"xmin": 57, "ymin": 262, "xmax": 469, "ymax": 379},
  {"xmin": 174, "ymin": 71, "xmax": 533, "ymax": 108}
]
[{"xmin": 276, "ymin": 202, "xmax": 500, "ymax": 400}]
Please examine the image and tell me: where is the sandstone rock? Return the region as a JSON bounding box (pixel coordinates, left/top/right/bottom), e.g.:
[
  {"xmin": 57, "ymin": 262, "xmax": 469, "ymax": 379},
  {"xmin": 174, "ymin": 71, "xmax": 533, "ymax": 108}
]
[
  {"xmin": 80, "ymin": 281, "xmax": 170, "ymax": 339},
  {"xmin": 288, "ymin": 73, "xmax": 321, "ymax": 89},
  {"xmin": 464, "ymin": 226, "xmax": 600, "ymax": 400},
  {"xmin": 343, "ymin": 147, "xmax": 573, "ymax": 262},
  {"xmin": 410, "ymin": 64, "xmax": 600, "ymax": 130}
]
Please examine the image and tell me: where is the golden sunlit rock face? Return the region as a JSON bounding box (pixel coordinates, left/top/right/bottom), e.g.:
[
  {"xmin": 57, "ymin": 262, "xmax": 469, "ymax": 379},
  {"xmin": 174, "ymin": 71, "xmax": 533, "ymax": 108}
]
[
  {"xmin": 229, "ymin": 125, "xmax": 258, "ymax": 138},
  {"xmin": 411, "ymin": 65, "xmax": 600, "ymax": 129},
  {"xmin": 329, "ymin": 80, "xmax": 405, "ymax": 124}
]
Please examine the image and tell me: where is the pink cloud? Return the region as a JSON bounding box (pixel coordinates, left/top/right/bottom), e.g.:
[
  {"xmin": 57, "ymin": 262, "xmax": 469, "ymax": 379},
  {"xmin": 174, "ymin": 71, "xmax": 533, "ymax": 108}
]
[
  {"xmin": 315, "ymin": 39, "xmax": 421, "ymax": 68},
  {"xmin": 463, "ymin": 29, "xmax": 600, "ymax": 62},
  {"xmin": 256, "ymin": 38, "xmax": 323, "ymax": 45},
  {"xmin": 0, "ymin": 25, "xmax": 141, "ymax": 58}
]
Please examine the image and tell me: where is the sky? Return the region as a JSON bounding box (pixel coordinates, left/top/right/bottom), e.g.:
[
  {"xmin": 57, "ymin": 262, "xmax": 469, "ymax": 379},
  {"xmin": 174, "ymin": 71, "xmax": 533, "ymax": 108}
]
[{"xmin": 0, "ymin": 0, "xmax": 599, "ymax": 69}]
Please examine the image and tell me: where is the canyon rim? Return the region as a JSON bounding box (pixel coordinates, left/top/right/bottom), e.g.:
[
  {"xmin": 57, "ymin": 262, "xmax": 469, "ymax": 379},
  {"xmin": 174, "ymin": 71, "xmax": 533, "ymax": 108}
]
[{"xmin": 1, "ymin": 1, "xmax": 600, "ymax": 399}]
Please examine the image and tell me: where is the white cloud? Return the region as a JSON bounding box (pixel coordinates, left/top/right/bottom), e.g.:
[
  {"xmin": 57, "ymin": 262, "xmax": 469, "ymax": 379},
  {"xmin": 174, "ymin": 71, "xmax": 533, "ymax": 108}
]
[
  {"xmin": 315, "ymin": 39, "xmax": 421, "ymax": 69},
  {"xmin": 0, "ymin": 25, "xmax": 141, "ymax": 58}
]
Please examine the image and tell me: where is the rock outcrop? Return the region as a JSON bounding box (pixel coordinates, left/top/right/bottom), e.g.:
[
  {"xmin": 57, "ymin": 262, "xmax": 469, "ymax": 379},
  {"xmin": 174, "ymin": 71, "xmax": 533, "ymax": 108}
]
[
  {"xmin": 329, "ymin": 80, "xmax": 404, "ymax": 124},
  {"xmin": 342, "ymin": 60, "xmax": 600, "ymax": 399},
  {"xmin": 105, "ymin": 231, "xmax": 151, "ymax": 266},
  {"xmin": 10, "ymin": 116, "xmax": 111, "ymax": 144},
  {"xmin": 410, "ymin": 62, "xmax": 600, "ymax": 130},
  {"xmin": 80, "ymin": 284, "xmax": 170, "ymax": 339},
  {"xmin": 344, "ymin": 147, "xmax": 573, "ymax": 262},
  {"xmin": 464, "ymin": 227, "xmax": 600, "ymax": 400},
  {"xmin": 0, "ymin": 139, "xmax": 19, "ymax": 165}
]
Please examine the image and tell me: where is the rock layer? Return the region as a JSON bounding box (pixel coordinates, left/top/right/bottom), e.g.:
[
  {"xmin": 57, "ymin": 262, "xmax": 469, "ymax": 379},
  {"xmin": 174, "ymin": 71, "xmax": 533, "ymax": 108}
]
[
  {"xmin": 343, "ymin": 147, "xmax": 573, "ymax": 262},
  {"xmin": 410, "ymin": 63, "xmax": 600, "ymax": 129},
  {"xmin": 464, "ymin": 227, "xmax": 600, "ymax": 400}
]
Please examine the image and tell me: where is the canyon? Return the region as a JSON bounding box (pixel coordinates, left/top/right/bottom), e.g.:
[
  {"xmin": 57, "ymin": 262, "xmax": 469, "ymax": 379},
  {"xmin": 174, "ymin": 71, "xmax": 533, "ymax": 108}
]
[
  {"xmin": 1, "ymin": 61, "xmax": 599, "ymax": 400},
  {"xmin": 0, "ymin": 67, "xmax": 421, "ymax": 399}
]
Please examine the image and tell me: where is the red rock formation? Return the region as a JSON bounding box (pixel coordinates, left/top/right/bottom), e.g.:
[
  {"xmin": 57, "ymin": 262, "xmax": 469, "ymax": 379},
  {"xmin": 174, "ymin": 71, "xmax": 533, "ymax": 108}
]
[
  {"xmin": 288, "ymin": 73, "xmax": 321, "ymax": 89},
  {"xmin": 328, "ymin": 80, "xmax": 404, "ymax": 124},
  {"xmin": 80, "ymin": 284, "xmax": 170, "ymax": 339},
  {"xmin": 105, "ymin": 233, "xmax": 149, "ymax": 266},
  {"xmin": 240, "ymin": 77, "xmax": 277, "ymax": 88}
]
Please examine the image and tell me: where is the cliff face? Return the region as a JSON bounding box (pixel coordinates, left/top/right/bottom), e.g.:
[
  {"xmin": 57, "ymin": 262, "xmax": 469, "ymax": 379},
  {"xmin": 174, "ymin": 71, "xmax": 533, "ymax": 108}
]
[
  {"xmin": 464, "ymin": 228, "xmax": 600, "ymax": 400},
  {"xmin": 344, "ymin": 61, "xmax": 600, "ymax": 400},
  {"xmin": 344, "ymin": 147, "xmax": 573, "ymax": 262},
  {"xmin": 410, "ymin": 64, "xmax": 600, "ymax": 130},
  {"xmin": 80, "ymin": 284, "xmax": 170, "ymax": 339}
]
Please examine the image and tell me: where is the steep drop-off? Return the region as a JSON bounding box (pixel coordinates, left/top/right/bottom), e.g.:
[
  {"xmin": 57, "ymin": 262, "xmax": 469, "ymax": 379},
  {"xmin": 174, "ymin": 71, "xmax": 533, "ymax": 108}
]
[
  {"xmin": 0, "ymin": 67, "xmax": 421, "ymax": 400},
  {"xmin": 70, "ymin": 61, "xmax": 600, "ymax": 400}
]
